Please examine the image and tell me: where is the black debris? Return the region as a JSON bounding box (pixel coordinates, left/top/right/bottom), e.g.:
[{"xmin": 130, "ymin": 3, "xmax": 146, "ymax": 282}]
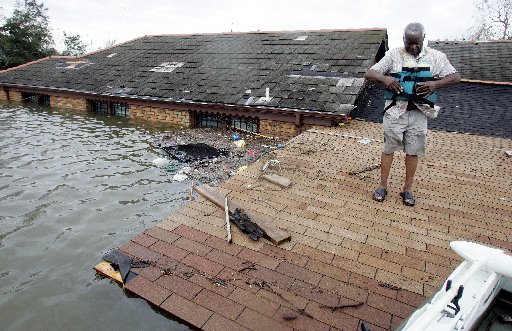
[{"xmin": 229, "ymin": 208, "xmax": 264, "ymax": 241}]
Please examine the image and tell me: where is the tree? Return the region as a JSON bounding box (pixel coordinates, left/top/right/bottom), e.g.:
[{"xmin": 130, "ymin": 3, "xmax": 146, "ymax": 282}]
[
  {"xmin": 0, "ymin": 0, "xmax": 55, "ymax": 70},
  {"xmin": 62, "ymin": 31, "xmax": 87, "ymax": 56},
  {"xmin": 469, "ymin": 0, "xmax": 512, "ymax": 40}
]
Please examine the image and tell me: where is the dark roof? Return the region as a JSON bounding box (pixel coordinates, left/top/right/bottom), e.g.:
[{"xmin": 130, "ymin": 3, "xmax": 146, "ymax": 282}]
[
  {"xmin": 429, "ymin": 40, "xmax": 512, "ymax": 83},
  {"xmin": 352, "ymin": 82, "xmax": 512, "ymax": 139},
  {"xmin": 0, "ymin": 29, "xmax": 387, "ymax": 114}
]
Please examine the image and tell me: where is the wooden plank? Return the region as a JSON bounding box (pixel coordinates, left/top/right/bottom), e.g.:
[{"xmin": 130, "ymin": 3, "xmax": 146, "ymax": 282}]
[
  {"xmin": 262, "ymin": 174, "xmax": 292, "ymax": 188},
  {"xmin": 194, "ymin": 184, "xmax": 291, "ymax": 245},
  {"xmin": 225, "ymin": 196, "xmax": 232, "ymax": 243},
  {"xmin": 94, "ymin": 261, "xmax": 123, "ymax": 285}
]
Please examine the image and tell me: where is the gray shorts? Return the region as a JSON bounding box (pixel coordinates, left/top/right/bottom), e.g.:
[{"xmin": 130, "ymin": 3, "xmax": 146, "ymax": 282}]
[{"xmin": 383, "ymin": 110, "xmax": 428, "ymax": 156}]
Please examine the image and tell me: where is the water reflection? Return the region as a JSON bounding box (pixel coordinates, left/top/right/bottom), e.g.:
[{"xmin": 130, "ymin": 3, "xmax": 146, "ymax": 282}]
[{"xmin": 0, "ymin": 102, "xmax": 191, "ymax": 330}]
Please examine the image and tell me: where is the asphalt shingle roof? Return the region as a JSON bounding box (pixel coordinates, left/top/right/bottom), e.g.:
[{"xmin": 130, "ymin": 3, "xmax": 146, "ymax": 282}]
[
  {"xmin": 429, "ymin": 40, "xmax": 512, "ymax": 83},
  {"xmin": 0, "ymin": 29, "xmax": 387, "ymax": 114},
  {"xmin": 352, "ymin": 82, "xmax": 512, "ymax": 139}
]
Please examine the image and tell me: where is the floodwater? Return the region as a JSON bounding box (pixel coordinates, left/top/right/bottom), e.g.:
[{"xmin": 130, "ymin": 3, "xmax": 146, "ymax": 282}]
[{"xmin": 0, "ymin": 103, "xmax": 192, "ymax": 331}]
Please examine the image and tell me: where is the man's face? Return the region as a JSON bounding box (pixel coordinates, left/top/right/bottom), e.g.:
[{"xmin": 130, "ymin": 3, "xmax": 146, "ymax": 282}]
[{"xmin": 403, "ymin": 34, "xmax": 424, "ymax": 56}]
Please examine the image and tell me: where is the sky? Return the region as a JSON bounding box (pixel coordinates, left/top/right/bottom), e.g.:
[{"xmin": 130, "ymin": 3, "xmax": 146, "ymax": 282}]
[{"xmin": 1, "ymin": 0, "xmax": 478, "ymax": 52}]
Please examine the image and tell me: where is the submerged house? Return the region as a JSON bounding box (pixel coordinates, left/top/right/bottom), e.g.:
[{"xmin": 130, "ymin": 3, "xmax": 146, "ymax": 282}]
[
  {"xmin": 353, "ymin": 39, "xmax": 512, "ymax": 139},
  {"xmin": 0, "ymin": 29, "xmax": 387, "ymax": 137}
]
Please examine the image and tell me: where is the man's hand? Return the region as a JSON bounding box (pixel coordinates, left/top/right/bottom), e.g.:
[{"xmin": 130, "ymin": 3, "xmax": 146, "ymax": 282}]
[
  {"xmin": 364, "ymin": 69, "xmax": 403, "ymax": 94},
  {"xmin": 416, "ymin": 81, "xmax": 437, "ymax": 97},
  {"xmin": 383, "ymin": 76, "xmax": 403, "ymax": 94}
]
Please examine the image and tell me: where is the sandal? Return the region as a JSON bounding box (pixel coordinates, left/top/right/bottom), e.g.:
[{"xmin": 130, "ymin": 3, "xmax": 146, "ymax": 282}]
[
  {"xmin": 372, "ymin": 188, "xmax": 387, "ymax": 202},
  {"xmin": 400, "ymin": 191, "xmax": 416, "ymax": 206}
]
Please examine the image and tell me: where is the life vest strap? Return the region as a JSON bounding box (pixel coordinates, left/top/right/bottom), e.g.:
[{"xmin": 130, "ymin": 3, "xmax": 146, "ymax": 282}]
[{"xmin": 383, "ymin": 91, "xmax": 435, "ymax": 114}]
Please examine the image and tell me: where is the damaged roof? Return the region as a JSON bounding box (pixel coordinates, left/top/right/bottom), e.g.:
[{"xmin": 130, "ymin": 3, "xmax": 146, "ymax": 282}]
[
  {"xmin": 429, "ymin": 40, "xmax": 512, "ymax": 83},
  {"xmin": 0, "ymin": 29, "xmax": 387, "ymax": 114}
]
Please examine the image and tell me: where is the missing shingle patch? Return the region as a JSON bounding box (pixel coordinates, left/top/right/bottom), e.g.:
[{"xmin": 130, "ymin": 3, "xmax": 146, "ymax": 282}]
[
  {"xmin": 150, "ymin": 62, "xmax": 185, "ymax": 73},
  {"xmin": 294, "ymin": 36, "xmax": 308, "ymax": 41},
  {"xmin": 56, "ymin": 60, "xmax": 93, "ymax": 69}
]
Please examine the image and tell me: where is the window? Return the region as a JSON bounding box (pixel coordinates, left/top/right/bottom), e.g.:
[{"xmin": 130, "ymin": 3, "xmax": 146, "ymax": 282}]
[
  {"xmin": 87, "ymin": 99, "xmax": 129, "ymax": 117},
  {"xmin": 196, "ymin": 113, "xmax": 223, "ymax": 128},
  {"xmin": 231, "ymin": 116, "xmax": 259, "ymax": 133},
  {"xmin": 113, "ymin": 102, "xmax": 128, "ymax": 117},
  {"xmin": 21, "ymin": 92, "xmax": 50, "ymax": 107},
  {"xmin": 88, "ymin": 99, "xmax": 109, "ymax": 114},
  {"xmin": 195, "ymin": 113, "xmax": 260, "ymax": 133}
]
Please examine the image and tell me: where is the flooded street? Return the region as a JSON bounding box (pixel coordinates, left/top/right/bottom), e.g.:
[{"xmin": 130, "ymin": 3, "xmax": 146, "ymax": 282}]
[{"xmin": 0, "ymin": 103, "xmax": 191, "ymax": 330}]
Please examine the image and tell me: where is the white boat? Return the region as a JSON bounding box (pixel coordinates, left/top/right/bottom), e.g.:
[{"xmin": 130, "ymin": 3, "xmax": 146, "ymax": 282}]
[{"xmin": 399, "ymin": 241, "xmax": 512, "ymax": 331}]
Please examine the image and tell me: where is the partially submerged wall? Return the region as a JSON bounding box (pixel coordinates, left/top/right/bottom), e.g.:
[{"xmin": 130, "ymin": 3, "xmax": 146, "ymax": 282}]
[
  {"xmin": 0, "ymin": 89, "xmax": 8, "ymax": 100},
  {"xmin": 0, "ymin": 88, "xmax": 22, "ymax": 102},
  {"xmin": 0, "ymin": 86, "xmax": 335, "ymax": 138},
  {"xmin": 129, "ymin": 104, "xmax": 191, "ymax": 127},
  {"xmin": 260, "ymin": 120, "xmax": 297, "ymax": 138},
  {"xmin": 52, "ymin": 95, "xmax": 87, "ymax": 111}
]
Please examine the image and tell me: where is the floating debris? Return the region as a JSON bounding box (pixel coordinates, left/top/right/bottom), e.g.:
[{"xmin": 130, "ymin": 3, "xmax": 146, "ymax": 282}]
[
  {"xmin": 161, "ymin": 143, "xmax": 229, "ymax": 163},
  {"xmin": 173, "ymin": 173, "xmax": 188, "ymax": 181},
  {"xmin": 155, "ymin": 128, "xmax": 283, "ymax": 185},
  {"xmin": 152, "ymin": 157, "xmax": 171, "ymax": 168}
]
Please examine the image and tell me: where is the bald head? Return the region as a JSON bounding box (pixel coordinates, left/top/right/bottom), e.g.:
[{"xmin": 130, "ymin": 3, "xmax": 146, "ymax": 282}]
[{"xmin": 403, "ymin": 23, "xmax": 425, "ymax": 56}]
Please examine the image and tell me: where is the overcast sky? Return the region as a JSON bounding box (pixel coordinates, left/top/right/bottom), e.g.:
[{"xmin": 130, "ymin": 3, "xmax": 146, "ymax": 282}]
[{"xmin": 1, "ymin": 0, "xmax": 477, "ymax": 52}]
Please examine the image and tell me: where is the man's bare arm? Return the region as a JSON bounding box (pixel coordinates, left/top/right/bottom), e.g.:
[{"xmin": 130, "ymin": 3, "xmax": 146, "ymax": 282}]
[{"xmin": 364, "ymin": 69, "xmax": 403, "ymax": 94}]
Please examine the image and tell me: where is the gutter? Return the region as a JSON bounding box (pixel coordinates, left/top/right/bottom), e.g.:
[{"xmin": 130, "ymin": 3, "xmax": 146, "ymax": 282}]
[{"xmin": 0, "ymin": 82, "xmax": 352, "ymax": 120}]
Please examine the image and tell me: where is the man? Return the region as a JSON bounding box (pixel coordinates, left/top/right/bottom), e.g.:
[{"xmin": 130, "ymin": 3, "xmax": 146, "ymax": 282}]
[{"xmin": 364, "ymin": 23, "xmax": 460, "ymax": 206}]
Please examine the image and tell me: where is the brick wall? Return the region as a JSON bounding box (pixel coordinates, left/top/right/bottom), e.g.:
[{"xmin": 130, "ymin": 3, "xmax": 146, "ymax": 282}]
[
  {"xmin": 51, "ymin": 95, "xmax": 87, "ymax": 111},
  {"xmin": 9, "ymin": 90, "xmax": 22, "ymax": 102},
  {"xmin": 260, "ymin": 119, "xmax": 297, "ymax": 138},
  {"xmin": 0, "ymin": 89, "xmax": 8, "ymax": 100},
  {"xmin": 129, "ymin": 104, "xmax": 191, "ymax": 127}
]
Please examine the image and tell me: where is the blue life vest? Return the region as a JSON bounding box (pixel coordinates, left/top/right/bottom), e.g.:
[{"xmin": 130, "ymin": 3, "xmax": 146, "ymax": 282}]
[{"xmin": 384, "ymin": 66, "xmax": 437, "ymax": 108}]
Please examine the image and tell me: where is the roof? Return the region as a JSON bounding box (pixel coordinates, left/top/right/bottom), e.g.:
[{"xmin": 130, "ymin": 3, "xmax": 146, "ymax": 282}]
[
  {"xmin": 429, "ymin": 40, "xmax": 512, "ymax": 83},
  {"xmin": 353, "ymin": 82, "xmax": 512, "ymax": 139},
  {"xmin": 0, "ymin": 29, "xmax": 387, "ymax": 114},
  {"xmin": 115, "ymin": 122, "xmax": 512, "ymax": 330}
]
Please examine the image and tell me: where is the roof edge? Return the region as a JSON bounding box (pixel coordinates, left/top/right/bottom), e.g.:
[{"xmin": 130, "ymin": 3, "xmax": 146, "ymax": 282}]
[
  {"xmin": 146, "ymin": 27, "xmax": 387, "ymax": 38},
  {"xmin": 461, "ymin": 79, "xmax": 512, "ymax": 86},
  {"xmin": 0, "ymin": 55, "xmax": 77, "ymax": 74},
  {"xmin": 0, "ymin": 82, "xmax": 348, "ymax": 117},
  {"xmin": 429, "ymin": 39, "xmax": 512, "ymax": 45}
]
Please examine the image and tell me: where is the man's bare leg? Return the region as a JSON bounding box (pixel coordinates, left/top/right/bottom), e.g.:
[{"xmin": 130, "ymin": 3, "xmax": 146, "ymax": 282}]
[
  {"xmin": 403, "ymin": 154, "xmax": 418, "ymax": 193},
  {"xmin": 379, "ymin": 152, "xmax": 394, "ymax": 189}
]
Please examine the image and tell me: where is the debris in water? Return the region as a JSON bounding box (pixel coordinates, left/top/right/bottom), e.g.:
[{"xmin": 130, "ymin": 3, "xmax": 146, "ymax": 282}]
[
  {"xmin": 152, "ymin": 157, "xmax": 171, "ymax": 168},
  {"xmin": 233, "ymin": 140, "xmax": 246, "ymax": 148},
  {"xmin": 161, "ymin": 143, "xmax": 228, "ymax": 163},
  {"xmin": 173, "ymin": 173, "xmax": 188, "ymax": 181}
]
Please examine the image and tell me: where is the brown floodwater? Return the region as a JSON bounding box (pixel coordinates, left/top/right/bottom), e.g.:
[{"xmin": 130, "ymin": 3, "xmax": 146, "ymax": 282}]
[{"xmin": 0, "ymin": 102, "xmax": 192, "ymax": 330}]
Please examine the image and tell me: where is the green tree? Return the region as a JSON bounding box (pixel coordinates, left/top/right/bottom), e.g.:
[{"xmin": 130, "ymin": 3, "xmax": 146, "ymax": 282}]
[
  {"xmin": 0, "ymin": 0, "xmax": 55, "ymax": 70},
  {"xmin": 469, "ymin": 0, "xmax": 512, "ymax": 40},
  {"xmin": 62, "ymin": 31, "xmax": 87, "ymax": 56}
]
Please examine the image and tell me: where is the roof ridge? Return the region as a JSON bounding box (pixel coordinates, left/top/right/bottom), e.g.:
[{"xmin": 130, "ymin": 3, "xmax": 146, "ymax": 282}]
[
  {"xmin": 429, "ymin": 39, "xmax": 512, "ymax": 44},
  {"xmin": 136, "ymin": 27, "xmax": 387, "ymax": 38}
]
